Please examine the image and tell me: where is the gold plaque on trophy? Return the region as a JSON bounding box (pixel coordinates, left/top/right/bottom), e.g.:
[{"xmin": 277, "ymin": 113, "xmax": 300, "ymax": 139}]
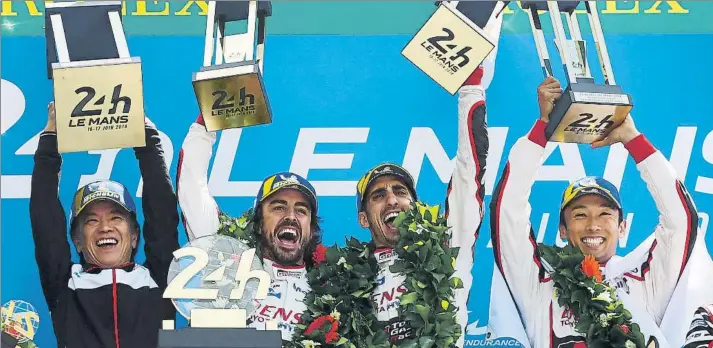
[
  {"xmin": 52, "ymin": 60, "xmax": 146, "ymax": 153},
  {"xmin": 193, "ymin": 64, "xmax": 271, "ymax": 132},
  {"xmin": 546, "ymin": 90, "xmax": 632, "ymax": 143},
  {"xmin": 402, "ymin": 3, "xmax": 495, "ymax": 95}
]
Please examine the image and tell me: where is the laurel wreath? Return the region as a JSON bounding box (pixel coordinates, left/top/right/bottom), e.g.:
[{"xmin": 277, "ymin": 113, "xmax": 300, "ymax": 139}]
[
  {"xmin": 216, "ymin": 202, "xmax": 462, "ymax": 348},
  {"xmin": 537, "ymin": 243, "xmax": 646, "ymax": 348}
]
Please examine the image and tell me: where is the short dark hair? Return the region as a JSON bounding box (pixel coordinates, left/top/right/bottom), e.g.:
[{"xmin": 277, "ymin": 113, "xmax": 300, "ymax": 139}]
[{"xmin": 252, "ymin": 205, "xmax": 323, "ymax": 268}]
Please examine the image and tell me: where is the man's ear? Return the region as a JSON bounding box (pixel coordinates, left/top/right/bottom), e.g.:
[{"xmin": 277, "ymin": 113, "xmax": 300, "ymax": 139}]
[
  {"xmin": 131, "ymin": 231, "xmax": 138, "ymax": 249},
  {"xmin": 558, "ymin": 223, "xmax": 568, "ymax": 241},
  {"xmin": 358, "ymin": 212, "xmax": 370, "ymax": 228},
  {"xmin": 618, "ymin": 218, "xmax": 627, "ymax": 239}
]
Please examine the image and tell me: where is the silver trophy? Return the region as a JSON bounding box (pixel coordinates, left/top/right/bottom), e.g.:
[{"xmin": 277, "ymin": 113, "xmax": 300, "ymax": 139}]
[
  {"xmin": 193, "ymin": 1, "xmax": 273, "ymax": 132},
  {"xmin": 522, "ymin": 1, "xmax": 633, "ymax": 143},
  {"xmin": 164, "ymin": 235, "xmax": 270, "ymax": 328}
]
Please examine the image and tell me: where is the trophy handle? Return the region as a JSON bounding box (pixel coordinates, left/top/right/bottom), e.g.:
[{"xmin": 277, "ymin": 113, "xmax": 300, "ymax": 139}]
[
  {"xmin": 256, "ymin": 8, "xmax": 267, "ymax": 73},
  {"xmin": 203, "ymin": 1, "xmax": 217, "ymax": 67},
  {"xmin": 585, "ymin": 1, "xmax": 617, "ymax": 85},
  {"xmin": 562, "ymin": 7, "xmax": 592, "ymax": 79},
  {"xmin": 546, "ymin": 1, "xmax": 578, "ymax": 84},
  {"xmin": 524, "ymin": 5, "xmax": 554, "ymax": 78}
]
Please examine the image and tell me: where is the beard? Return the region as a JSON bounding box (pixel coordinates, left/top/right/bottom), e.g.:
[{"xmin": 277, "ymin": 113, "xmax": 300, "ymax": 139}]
[
  {"xmin": 261, "ymin": 220, "xmax": 309, "ymax": 265},
  {"xmin": 368, "ymin": 212, "xmax": 400, "ymax": 248}
]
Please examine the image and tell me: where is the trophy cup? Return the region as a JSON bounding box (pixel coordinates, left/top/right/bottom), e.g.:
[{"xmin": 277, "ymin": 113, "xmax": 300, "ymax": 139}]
[
  {"xmin": 44, "ymin": 1, "xmax": 146, "ymax": 153},
  {"xmin": 402, "ymin": 1, "xmax": 509, "ymax": 95},
  {"xmin": 193, "ymin": 1, "xmax": 273, "ymax": 132},
  {"xmin": 522, "ymin": 1, "xmax": 634, "ymax": 143},
  {"xmin": 160, "ymin": 235, "xmax": 281, "ymax": 348}
]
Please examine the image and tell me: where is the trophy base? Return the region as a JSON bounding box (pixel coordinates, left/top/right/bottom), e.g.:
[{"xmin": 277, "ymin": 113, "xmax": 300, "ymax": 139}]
[
  {"xmin": 158, "ymin": 327, "xmax": 282, "ymax": 348},
  {"xmin": 52, "ymin": 58, "xmax": 146, "ymax": 153},
  {"xmin": 546, "ymin": 78, "xmax": 633, "ymax": 143},
  {"xmin": 193, "ymin": 61, "xmax": 272, "ymax": 132}
]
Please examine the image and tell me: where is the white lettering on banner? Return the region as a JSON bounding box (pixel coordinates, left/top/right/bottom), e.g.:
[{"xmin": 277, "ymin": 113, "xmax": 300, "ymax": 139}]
[
  {"xmin": 602, "ymin": 143, "xmax": 628, "ymax": 189},
  {"xmin": 402, "ymin": 127, "xmax": 455, "ymax": 186},
  {"xmin": 208, "ymin": 128, "xmax": 261, "ymax": 197},
  {"xmin": 535, "ymin": 213, "xmax": 550, "ymax": 243},
  {"xmin": 670, "ymin": 127, "xmax": 697, "ymax": 180},
  {"xmin": 136, "ymin": 130, "xmax": 174, "ymax": 197},
  {"xmin": 700, "ymin": 212, "xmax": 709, "ymax": 237},
  {"xmin": 1, "ymin": 131, "xmax": 41, "ymax": 199},
  {"xmin": 289, "ymin": 128, "xmax": 369, "ymax": 196},
  {"xmin": 538, "ymin": 143, "xmax": 587, "ymax": 183},
  {"xmin": 695, "ymin": 130, "xmax": 713, "ymax": 194},
  {"xmin": 77, "ymin": 149, "xmax": 121, "ymax": 189}
]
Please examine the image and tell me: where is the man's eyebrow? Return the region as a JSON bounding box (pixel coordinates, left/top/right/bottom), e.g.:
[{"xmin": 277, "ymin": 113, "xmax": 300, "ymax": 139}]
[{"xmin": 268, "ymin": 199, "xmax": 287, "ymax": 206}]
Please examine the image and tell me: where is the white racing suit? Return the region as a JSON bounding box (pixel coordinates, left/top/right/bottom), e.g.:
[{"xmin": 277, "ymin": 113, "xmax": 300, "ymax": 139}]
[
  {"xmin": 490, "ymin": 120, "xmax": 699, "ymax": 347},
  {"xmin": 683, "ymin": 304, "xmax": 713, "ymax": 348},
  {"xmin": 371, "ymin": 72, "xmax": 489, "ymax": 347},
  {"xmin": 176, "ymin": 121, "xmax": 309, "ymax": 341}
]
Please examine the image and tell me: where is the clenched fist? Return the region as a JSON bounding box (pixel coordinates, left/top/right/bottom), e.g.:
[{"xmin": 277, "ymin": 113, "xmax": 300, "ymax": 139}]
[{"xmin": 537, "ymin": 76, "xmax": 563, "ymax": 122}]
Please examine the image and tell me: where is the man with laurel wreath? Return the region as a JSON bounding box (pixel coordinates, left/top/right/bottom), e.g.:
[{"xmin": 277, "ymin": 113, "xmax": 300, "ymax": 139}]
[
  {"xmin": 354, "ymin": 65, "xmax": 490, "ymax": 347},
  {"xmin": 489, "ymin": 76, "xmax": 700, "ymax": 347},
  {"xmin": 176, "ymin": 114, "xmax": 323, "ymax": 342}
]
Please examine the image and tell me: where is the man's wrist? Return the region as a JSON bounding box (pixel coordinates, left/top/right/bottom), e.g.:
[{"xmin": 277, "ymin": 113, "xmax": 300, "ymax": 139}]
[
  {"xmin": 528, "ymin": 119, "xmax": 548, "ymax": 147},
  {"xmin": 624, "ymin": 133, "xmax": 655, "ymax": 164}
]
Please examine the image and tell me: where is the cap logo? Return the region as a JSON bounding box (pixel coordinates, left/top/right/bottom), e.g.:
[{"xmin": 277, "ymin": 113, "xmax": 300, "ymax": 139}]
[
  {"xmin": 81, "ymin": 191, "xmax": 121, "ymax": 206},
  {"xmin": 578, "ymin": 177, "xmax": 598, "ymax": 187},
  {"xmin": 272, "ymin": 174, "xmax": 300, "ymax": 191},
  {"xmin": 374, "ymin": 166, "xmax": 393, "ymax": 175}
]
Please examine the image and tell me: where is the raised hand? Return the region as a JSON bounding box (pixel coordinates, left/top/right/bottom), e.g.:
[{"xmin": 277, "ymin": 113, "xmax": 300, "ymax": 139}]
[
  {"xmin": 591, "ymin": 115, "xmax": 641, "ymax": 149},
  {"xmin": 45, "ymin": 101, "xmax": 57, "ymax": 132},
  {"xmin": 537, "ymin": 76, "xmax": 563, "ymax": 123}
]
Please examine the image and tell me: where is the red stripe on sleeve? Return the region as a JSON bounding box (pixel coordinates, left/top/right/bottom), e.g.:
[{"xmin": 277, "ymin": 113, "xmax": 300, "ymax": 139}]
[
  {"xmin": 624, "ymin": 134, "xmax": 656, "ymax": 164},
  {"xmin": 528, "ymin": 120, "xmax": 548, "ymax": 148}
]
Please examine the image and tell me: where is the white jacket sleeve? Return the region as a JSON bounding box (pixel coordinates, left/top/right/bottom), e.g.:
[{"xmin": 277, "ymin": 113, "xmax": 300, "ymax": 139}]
[
  {"xmin": 176, "ymin": 120, "xmax": 221, "ymax": 241},
  {"xmin": 447, "ymin": 81, "xmax": 488, "ymax": 347},
  {"xmin": 489, "ymin": 120, "xmax": 549, "ymax": 326},
  {"xmin": 624, "ymin": 134, "xmax": 699, "ymax": 324}
]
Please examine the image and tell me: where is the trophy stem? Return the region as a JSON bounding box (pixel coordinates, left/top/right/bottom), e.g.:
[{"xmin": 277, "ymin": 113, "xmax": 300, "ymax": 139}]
[
  {"xmin": 49, "ymin": 14, "xmax": 71, "ymax": 63},
  {"xmin": 483, "ymin": 1, "xmax": 508, "ymax": 33},
  {"xmin": 216, "ymin": 19, "xmax": 226, "ymax": 65},
  {"xmin": 256, "ymin": 11, "xmax": 266, "ymax": 73},
  {"xmin": 585, "ymin": 1, "xmax": 617, "ymax": 85},
  {"xmin": 108, "ymin": 11, "xmax": 130, "ymax": 59},
  {"xmin": 526, "ymin": 6, "xmax": 553, "ymax": 78},
  {"xmin": 547, "ymin": 1, "xmax": 577, "ymax": 85},
  {"xmin": 203, "ymin": 1, "xmax": 217, "ymax": 67},
  {"xmin": 564, "ymin": 12, "xmax": 592, "ymax": 79}
]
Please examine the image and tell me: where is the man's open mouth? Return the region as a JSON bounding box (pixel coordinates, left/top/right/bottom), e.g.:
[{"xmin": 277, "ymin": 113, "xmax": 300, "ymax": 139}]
[
  {"xmin": 276, "ymin": 227, "xmax": 300, "ymax": 249},
  {"xmin": 382, "ymin": 211, "xmax": 400, "ymax": 230},
  {"xmin": 96, "ymin": 238, "xmax": 119, "ymax": 249},
  {"xmin": 581, "ymin": 236, "xmax": 605, "ymax": 249}
]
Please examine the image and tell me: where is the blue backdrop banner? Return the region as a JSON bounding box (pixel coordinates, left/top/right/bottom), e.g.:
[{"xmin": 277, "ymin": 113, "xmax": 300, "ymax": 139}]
[{"xmin": 2, "ymin": 30, "xmax": 712, "ymax": 347}]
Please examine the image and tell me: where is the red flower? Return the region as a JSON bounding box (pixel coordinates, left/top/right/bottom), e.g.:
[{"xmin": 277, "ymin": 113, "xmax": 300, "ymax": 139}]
[
  {"xmin": 620, "ymin": 324, "xmax": 630, "ymax": 334},
  {"xmin": 312, "ymin": 244, "xmax": 328, "ymax": 265},
  {"xmin": 304, "ymin": 315, "xmax": 339, "ymax": 343},
  {"xmin": 581, "ymin": 255, "xmax": 603, "ymax": 283}
]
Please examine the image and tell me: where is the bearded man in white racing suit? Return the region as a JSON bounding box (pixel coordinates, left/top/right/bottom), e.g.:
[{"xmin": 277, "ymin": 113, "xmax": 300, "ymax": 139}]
[
  {"xmin": 176, "ymin": 114, "xmax": 322, "ymax": 342},
  {"xmin": 355, "ymin": 67, "xmax": 489, "ymax": 347},
  {"xmin": 490, "ymin": 77, "xmax": 699, "ymax": 347}
]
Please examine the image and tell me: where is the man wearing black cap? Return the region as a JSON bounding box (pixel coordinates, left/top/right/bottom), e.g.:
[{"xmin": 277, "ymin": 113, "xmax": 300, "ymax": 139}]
[
  {"xmin": 356, "ymin": 67, "xmax": 489, "ymax": 346},
  {"xmin": 176, "ymin": 114, "xmax": 322, "ymax": 341},
  {"xmin": 489, "ymin": 77, "xmax": 699, "ymax": 347},
  {"xmin": 30, "ymin": 102, "xmax": 179, "ymax": 348}
]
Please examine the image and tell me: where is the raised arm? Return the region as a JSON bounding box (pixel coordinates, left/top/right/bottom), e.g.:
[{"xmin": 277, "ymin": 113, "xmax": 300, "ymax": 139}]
[
  {"xmin": 176, "ymin": 115, "xmax": 221, "ymax": 240},
  {"xmin": 29, "ymin": 102, "xmax": 72, "ymax": 312},
  {"xmin": 445, "ymin": 68, "xmax": 489, "ymax": 345},
  {"xmin": 490, "ymin": 77, "xmax": 562, "ymax": 314},
  {"xmin": 620, "ymin": 128, "xmax": 698, "ymax": 323},
  {"xmin": 134, "ymin": 119, "xmax": 180, "ymax": 320}
]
